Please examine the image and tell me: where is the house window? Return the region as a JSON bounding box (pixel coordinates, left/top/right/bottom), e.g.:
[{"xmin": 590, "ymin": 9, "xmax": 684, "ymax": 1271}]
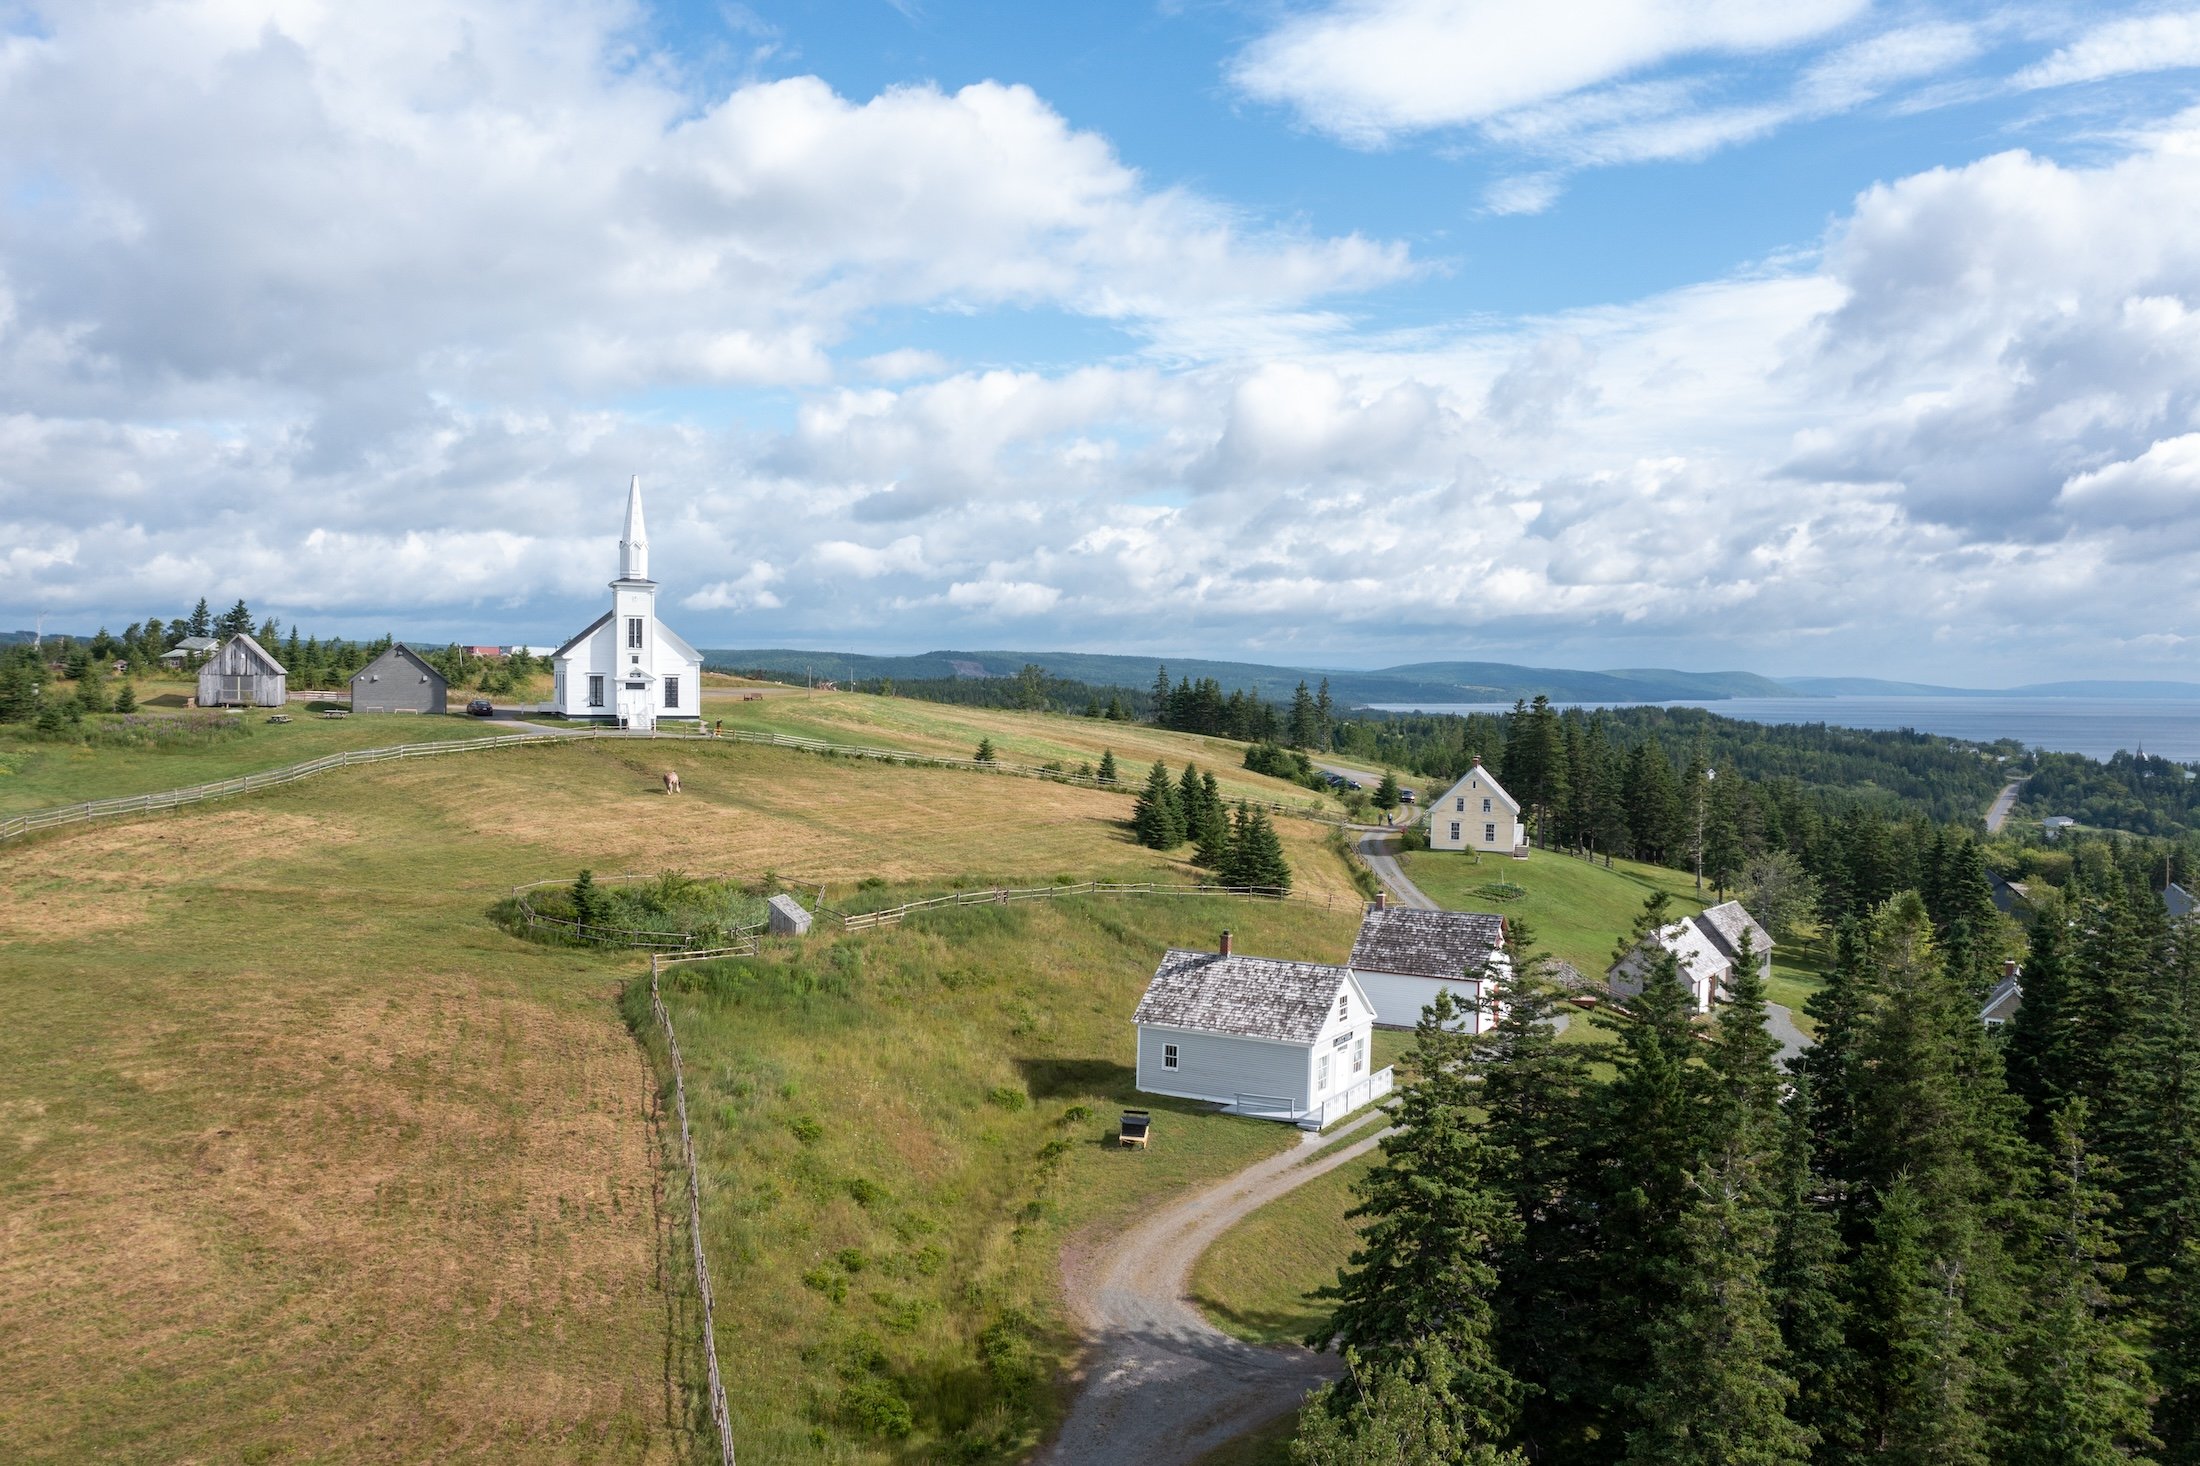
[
  {"xmin": 626, "ymin": 617, "xmax": 644, "ymax": 649},
  {"xmin": 1485, "ymin": 823, "xmax": 1497, "ymax": 844},
  {"xmin": 1317, "ymin": 1055, "xmax": 1330, "ymax": 1090},
  {"xmin": 1162, "ymin": 1043, "xmax": 1178, "ymax": 1070},
  {"xmin": 1455, "ymin": 796, "xmax": 1465, "ymax": 812},
  {"xmin": 1483, "ymin": 797, "xmax": 1492, "ymax": 813},
  {"xmin": 1338, "ymin": 993, "xmax": 1349, "ymax": 1021},
  {"xmin": 588, "ymin": 675, "xmax": 604, "ymax": 708},
  {"xmin": 1450, "ymin": 822, "xmax": 1462, "ymax": 841},
  {"xmin": 1354, "ymin": 1038, "xmax": 1366, "ymax": 1073},
  {"xmin": 664, "ymin": 676, "xmax": 679, "ymax": 709}
]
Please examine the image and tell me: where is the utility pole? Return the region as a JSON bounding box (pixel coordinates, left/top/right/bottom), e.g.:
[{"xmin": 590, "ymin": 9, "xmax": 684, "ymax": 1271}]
[
  {"xmin": 1694, "ymin": 767, "xmax": 1715, "ymax": 894},
  {"xmin": 33, "ymin": 611, "xmax": 46, "ymax": 651}
]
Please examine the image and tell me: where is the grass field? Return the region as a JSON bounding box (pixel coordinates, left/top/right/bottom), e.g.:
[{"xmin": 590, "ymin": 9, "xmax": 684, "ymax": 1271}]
[
  {"xmin": 1400, "ymin": 847, "xmax": 1825, "ymax": 1020},
  {"xmin": 652, "ymin": 893, "xmax": 1358, "ymax": 1461},
  {"xmin": 1, "ymin": 716, "xmax": 1368, "ymax": 1463},
  {"xmin": 0, "ymin": 705, "xmax": 510, "ymax": 816},
  {"xmin": 704, "ymin": 690, "xmax": 1346, "ymax": 814},
  {"xmin": 1190, "ymin": 1151, "xmax": 1376, "ymax": 1348}
]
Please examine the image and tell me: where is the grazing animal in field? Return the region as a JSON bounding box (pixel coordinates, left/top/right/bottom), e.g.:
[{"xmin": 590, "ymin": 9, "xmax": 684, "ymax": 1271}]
[{"xmin": 663, "ymin": 771, "xmax": 682, "ymax": 795}]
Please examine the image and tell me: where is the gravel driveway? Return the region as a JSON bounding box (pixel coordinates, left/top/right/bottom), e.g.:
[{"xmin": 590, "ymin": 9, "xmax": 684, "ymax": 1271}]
[{"xmin": 1040, "ymin": 1112, "xmax": 1393, "ymax": 1465}]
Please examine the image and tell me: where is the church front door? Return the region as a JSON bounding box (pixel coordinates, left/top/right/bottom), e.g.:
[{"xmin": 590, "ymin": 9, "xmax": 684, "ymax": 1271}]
[{"xmin": 618, "ymin": 679, "xmax": 654, "ymax": 731}]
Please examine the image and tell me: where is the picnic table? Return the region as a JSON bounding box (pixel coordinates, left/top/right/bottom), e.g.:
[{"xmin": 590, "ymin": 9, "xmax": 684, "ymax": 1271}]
[
  {"xmin": 320, "ymin": 709, "xmax": 349, "ymax": 720},
  {"xmin": 266, "ymin": 713, "xmax": 292, "ymax": 724}
]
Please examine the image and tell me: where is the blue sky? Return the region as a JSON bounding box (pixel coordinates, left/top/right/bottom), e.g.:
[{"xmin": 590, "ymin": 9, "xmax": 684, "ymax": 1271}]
[{"xmin": 3, "ymin": 0, "xmax": 2200, "ymax": 680}]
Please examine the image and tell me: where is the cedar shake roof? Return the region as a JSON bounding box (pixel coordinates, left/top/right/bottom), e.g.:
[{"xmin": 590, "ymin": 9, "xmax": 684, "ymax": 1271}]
[
  {"xmin": 1609, "ymin": 917, "xmax": 1728, "ymax": 987},
  {"xmin": 1348, "ymin": 906, "xmax": 1506, "ymax": 981},
  {"xmin": 1133, "ymin": 948, "xmax": 1357, "ymax": 1045},
  {"xmin": 1696, "ymin": 901, "xmax": 1773, "ymax": 965}
]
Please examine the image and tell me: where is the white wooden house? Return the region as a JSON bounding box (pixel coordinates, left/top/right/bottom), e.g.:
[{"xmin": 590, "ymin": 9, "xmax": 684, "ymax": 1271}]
[
  {"xmin": 1428, "ymin": 759, "xmax": 1526, "ymax": 854},
  {"xmin": 551, "ymin": 476, "xmax": 703, "ymax": 731},
  {"xmin": 160, "ymin": 634, "xmax": 219, "ymax": 667},
  {"xmin": 1347, "ymin": 895, "xmax": 1509, "ymax": 1033},
  {"xmin": 196, "ymin": 633, "xmax": 288, "ymax": 708},
  {"xmin": 1133, "ymin": 932, "xmax": 1390, "ymax": 1127},
  {"xmin": 1607, "ymin": 899, "xmax": 1773, "ymax": 1013},
  {"xmin": 1981, "ymin": 962, "xmax": 2023, "ymax": 1027}
]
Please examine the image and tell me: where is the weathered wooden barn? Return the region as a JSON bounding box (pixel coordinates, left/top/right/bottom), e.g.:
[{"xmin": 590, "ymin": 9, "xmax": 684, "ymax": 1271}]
[
  {"xmin": 350, "ymin": 643, "xmax": 448, "ymax": 715},
  {"xmin": 196, "ymin": 633, "xmax": 288, "ymax": 708}
]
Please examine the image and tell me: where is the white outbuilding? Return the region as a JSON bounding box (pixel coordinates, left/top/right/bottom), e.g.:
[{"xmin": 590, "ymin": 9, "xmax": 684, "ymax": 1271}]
[
  {"xmin": 1428, "ymin": 758, "xmax": 1526, "ymax": 854},
  {"xmin": 1347, "ymin": 895, "xmax": 1510, "ymax": 1033},
  {"xmin": 1607, "ymin": 899, "xmax": 1774, "ymax": 1013},
  {"xmin": 1132, "ymin": 932, "xmax": 1391, "ymax": 1128},
  {"xmin": 551, "ymin": 476, "xmax": 703, "ymax": 731},
  {"xmin": 196, "ymin": 633, "xmax": 288, "ymax": 708}
]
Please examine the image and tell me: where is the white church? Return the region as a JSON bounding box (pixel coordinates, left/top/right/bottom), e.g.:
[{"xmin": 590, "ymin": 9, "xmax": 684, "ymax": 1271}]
[{"xmin": 551, "ymin": 477, "xmax": 703, "ymax": 730}]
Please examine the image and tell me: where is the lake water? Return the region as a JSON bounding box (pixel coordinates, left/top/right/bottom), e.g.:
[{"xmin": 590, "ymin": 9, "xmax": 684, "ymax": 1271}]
[{"xmin": 1368, "ymin": 696, "xmax": 2200, "ymax": 762}]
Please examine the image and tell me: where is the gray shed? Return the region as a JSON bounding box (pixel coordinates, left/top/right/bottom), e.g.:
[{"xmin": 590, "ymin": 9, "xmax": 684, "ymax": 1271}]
[
  {"xmin": 196, "ymin": 632, "xmax": 288, "ymax": 708},
  {"xmin": 766, "ymin": 893, "xmax": 813, "ymax": 936},
  {"xmin": 351, "ymin": 643, "xmax": 448, "ymax": 715}
]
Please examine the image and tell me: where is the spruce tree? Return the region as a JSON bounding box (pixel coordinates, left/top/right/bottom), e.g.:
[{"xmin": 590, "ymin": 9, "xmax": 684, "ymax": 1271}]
[
  {"xmin": 1769, "ymin": 1078, "xmax": 1860, "ymax": 1457},
  {"xmin": 187, "ymin": 597, "xmax": 212, "ymax": 637},
  {"xmin": 1192, "ymin": 783, "xmax": 1232, "ymax": 869},
  {"xmin": 1293, "ymin": 1343, "xmax": 1528, "ymax": 1466},
  {"xmin": 2004, "ymin": 1100, "xmax": 2158, "ymax": 1466},
  {"xmin": 113, "ymin": 681, "xmax": 136, "ymax": 714},
  {"xmin": 1096, "ymin": 749, "xmax": 1118, "ymax": 784},
  {"xmin": 974, "ymin": 737, "xmax": 996, "ymax": 763},
  {"xmin": 1178, "ymin": 763, "xmax": 1206, "ymax": 832},
  {"xmin": 1132, "ymin": 761, "xmax": 1186, "ymax": 849},
  {"xmin": 1289, "ymin": 681, "xmax": 1318, "ymax": 749},
  {"xmin": 1376, "ymin": 769, "xmax": 1401, "ymax": 811},
  {"xmin": 1315, "ymin": 991, "xmax": 1527, "ymax": 1451},
  {"xmin": 2006, "ymin": 898, "xmax": 2078, "ymax": 1146},
  {"xmin": 1855, "ymin": 1175, "xmax": 1993, "ymax": 1465}
]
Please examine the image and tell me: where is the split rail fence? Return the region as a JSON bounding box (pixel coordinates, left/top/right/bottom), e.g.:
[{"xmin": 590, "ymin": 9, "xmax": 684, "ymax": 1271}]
[{"xmin": 0, "ymin": 723, "xmax": 1349, "ymax": 848}]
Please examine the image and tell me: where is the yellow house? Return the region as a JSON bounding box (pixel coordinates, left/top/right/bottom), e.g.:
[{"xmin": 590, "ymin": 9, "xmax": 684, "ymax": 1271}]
[{"xmin": 1428, "ymin": 758, "xmax": 1525, "ymax": 854}]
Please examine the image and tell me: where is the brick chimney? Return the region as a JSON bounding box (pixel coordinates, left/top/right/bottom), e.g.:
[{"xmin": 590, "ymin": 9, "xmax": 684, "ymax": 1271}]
[
  {"xmin": 1373, "ymin": 891, "xmax": 1387, "ymax": 911},
  {"xmin": 1219, "ymin": 930, "xmax": 1233, "ymax": 956}
]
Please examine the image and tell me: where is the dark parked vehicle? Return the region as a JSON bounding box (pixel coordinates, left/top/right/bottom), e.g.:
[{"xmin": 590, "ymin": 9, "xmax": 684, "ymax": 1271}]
[{"xmin": 466, "ymin": 698, "xmax": 495, "ymax": 717}]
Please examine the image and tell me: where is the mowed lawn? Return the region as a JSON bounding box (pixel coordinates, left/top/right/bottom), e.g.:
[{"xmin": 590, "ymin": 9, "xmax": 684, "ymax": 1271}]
[
  {"xmin": 1190, "ymin": 1151, "xmax": 1377, "ymax": 1348},
  {"xmin": 0, "ymin": 730, "xmax": 1364, "ymax": 1462},
  {"xmin": 702, "ymin": 690, "xmax": 1346, "ymax": 814},
  {"xmin": 1399, "ymin": 846, "xmax": 1826, "ymax": 1018}
]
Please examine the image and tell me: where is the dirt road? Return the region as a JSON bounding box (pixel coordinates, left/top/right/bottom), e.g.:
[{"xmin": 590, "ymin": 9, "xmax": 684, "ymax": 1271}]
[
  {"xmin": 1041, "ymin": 1113, "xmax": 1393, "ymax": 1465},
  {"xmin": 1354, "ymin": 828, "xmax": 1438, "ymax": 909}
]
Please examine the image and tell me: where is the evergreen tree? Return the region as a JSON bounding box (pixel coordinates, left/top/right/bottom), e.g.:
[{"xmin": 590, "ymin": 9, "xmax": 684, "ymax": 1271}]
[
  {"xmin": 1105, "ymin": 693, "xmax": 1127, "ymax": 721},
  {"xmin": 112, "ymin": 681, "xmax": 136, "ymax": 714},
  {"xmin": 1192, "ymin": 774, "xmax": 1231, "ymax": 868},
  {"xmin": 1178, "ymin": 763, "xmax": 1207, "ymax": 831},
  {"xmin": 1315, "ymin": 991, "xmax": 1527, "ymax": 1452},
  {"xmin": 1855, "ymin": 1175, "xmax": 1994, "ymax": 1465},
  {"xmin": 1290, "ymin": 680, "xmax": 1319, "ymax": 749},
  {"xmin": 1316, "ymin": 678, "xmax": 1335, "ymax": 749},
  {"xmin": 2007, "ymin": 900, "xmax": 2079, "ymax": 1146},
  {"xmin": 974, "ymin": 737, "xmax": 996, "ymax": 763},
  {"xmin": 2004, "ymin": 1100, "xmax": 2158, "ymax": 1466},
  {"xmin": 570, "ymin": 869, "xmax": 599, "ymax": 936},
  {"xmin": 1375, "ymin": 769, "xmax": 1401, "ymax": 811},
  {"xmin": 1769, "ymin": 1077, "xmax": 1860, "ymax": 1457},
  {"xmin": 1624, "ymin": 737, "xmax": 1684, "ymax": 865},
  {"xmin": 215, "ymin": 598, "xmax": 253, "ymax": 638},
  {"xmin": 1096, "ymin": 749, "xmax": 1118, "ymax": 784},
  {"xmin": 1222, "ymin": 806, "xmax": 1292, "ymax": 892},
  {"xmin": 1293, "ymin": 1342, "xmax": 1528, "ymax": 1466},
  {"xmin": 73, "ymin": 665, "xmax": 108, "ymax": 714},
  {"xmin": 187, "ymin": 597, "xmax": 212, "ymax": 637},
  {"xmin": 1132, "ymin": 761, "xmax": 1186, "ymax": 849}
]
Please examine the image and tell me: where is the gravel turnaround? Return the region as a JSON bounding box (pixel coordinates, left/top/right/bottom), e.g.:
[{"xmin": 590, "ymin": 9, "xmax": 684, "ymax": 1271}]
[{"xmin": 1041, "ymin": 1112, "xmax": 1393, "ymax": 1466}]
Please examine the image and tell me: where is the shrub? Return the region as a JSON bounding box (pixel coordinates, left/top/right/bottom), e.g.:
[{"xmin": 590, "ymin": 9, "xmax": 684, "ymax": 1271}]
[{"xmin": 986, "ymin": 1086, "xmax": 1027, "ymax": 1111}]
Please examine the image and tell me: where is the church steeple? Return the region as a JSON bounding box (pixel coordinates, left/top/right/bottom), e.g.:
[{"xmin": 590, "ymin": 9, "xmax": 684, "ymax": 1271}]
[{"xmin": 618, "ymin": 475, "xmax": 649, "ymax": 582}]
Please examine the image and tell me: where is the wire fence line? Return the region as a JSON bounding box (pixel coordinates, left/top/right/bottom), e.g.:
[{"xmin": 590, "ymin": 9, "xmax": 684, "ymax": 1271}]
[
  {"xmin": 646, "ymin": 952, "xmax": 738, "ymax": 1466},
  {"xmin": 0, "ymin": 722, "xmax": 1352, "ymax": 848},
  {"xmin": 507, "ymin": 872, "xmax": 770, "ymax": 952},
  {"xmin": 825, "ymin": 878, "xmax": 1310, "ymax": 930}
]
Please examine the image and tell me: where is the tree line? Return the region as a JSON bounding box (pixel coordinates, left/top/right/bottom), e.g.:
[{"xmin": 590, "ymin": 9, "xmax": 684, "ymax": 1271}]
[
  {"xmin": 1126, "ymin": 758, "xmax": 1294, "ymax": 891},
  {"xmin": 1296, "ymin": 853, "xmax": 2198, "ymax": 1463}
]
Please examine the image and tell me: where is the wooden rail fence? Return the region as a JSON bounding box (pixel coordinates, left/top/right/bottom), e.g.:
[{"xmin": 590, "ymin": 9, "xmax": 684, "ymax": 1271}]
[
  {"xmin": 508, "ymin": 873, "xmax": 767, "ymax": 952},
  {"xmin": 0, "ymin": 724, "xmax": 1349, "ymax": 848}
]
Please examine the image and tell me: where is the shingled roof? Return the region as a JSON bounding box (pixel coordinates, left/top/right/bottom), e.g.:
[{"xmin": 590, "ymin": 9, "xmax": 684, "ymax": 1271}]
[
  {"xmin": 1696, "ymin": 901, "xmax": 1772, "ymax": 965},
  {"xmin": 1348, "ymin": 906, "xmax": 1506, "ymax": 981},
  {"xmin": 1133, "ymin": 948, "xmax": 1357, "ymax": 1045}
]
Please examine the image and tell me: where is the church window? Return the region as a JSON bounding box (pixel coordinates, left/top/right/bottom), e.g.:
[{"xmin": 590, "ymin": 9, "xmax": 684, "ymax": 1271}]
[
  {"xmin": 626, "ymin": 617, "xmax": 643, "ymax": 649},
  {"xmin": 588, "ymin": 675, "xmax": 604, "ymax": 708},
  {"xmin": 664, "ymin": 677, "xmax": 679, "ymax": 709}
]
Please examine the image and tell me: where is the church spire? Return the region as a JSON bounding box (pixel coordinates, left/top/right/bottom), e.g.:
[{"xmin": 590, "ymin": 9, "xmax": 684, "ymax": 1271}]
[{"xmin": 618, "ymin": 475, "xmax": 649, "ymax": 581}]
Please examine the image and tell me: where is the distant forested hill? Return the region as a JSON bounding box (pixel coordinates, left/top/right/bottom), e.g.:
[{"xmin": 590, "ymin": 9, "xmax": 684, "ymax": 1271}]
[{"xmin": 702, "ymin": 647, "xmax": 1803, "ymax": 706}]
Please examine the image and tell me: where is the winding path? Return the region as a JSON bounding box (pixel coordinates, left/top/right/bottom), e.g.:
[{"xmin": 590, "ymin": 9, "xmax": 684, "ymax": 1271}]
[{"xmin": 1042, "ymin": 1112, "xmax": 1393, "ymax": 1466}]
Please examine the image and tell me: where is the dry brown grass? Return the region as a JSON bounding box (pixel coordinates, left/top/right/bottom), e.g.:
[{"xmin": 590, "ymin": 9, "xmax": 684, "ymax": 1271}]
[{"xmin": 0, "ymin": 733, "xmax": 1364, "ymax": 1462}]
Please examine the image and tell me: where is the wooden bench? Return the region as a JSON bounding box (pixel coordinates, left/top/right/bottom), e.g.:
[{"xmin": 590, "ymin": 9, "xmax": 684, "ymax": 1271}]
[{"xmin": 320, "ymin": 709, "xmax": 349, "ymax": 719}]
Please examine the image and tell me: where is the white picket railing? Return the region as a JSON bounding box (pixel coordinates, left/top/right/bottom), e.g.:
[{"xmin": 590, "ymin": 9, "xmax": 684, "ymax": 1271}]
[{"xmin": 1311, "ymin": 1065, "xmax": 1395, "ymax": 1129}]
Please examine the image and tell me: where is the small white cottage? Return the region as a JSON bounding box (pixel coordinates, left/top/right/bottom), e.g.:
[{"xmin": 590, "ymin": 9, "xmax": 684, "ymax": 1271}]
[
  {"xmin": 1347, "ymin": 896, "xmax": 1509, "ymax": 1033},
  {"xmin": 551, "ymin": 476, "xmax": 703, "ymax": 731},
  {"xmin": 1132, "ymin": 932, "xmax": 1386, "ymax": 1126},
  {"xmin": 1607, "ymin": 899, "xmax": 1774, "ymax": 1013},
  {"xmin": 1428, "ymin": 758, "xmax": 1525, "ymax": 854},
  {"xmin": 1981, "ymin": 962, "xmax": 2023, "ymax": 1027}
]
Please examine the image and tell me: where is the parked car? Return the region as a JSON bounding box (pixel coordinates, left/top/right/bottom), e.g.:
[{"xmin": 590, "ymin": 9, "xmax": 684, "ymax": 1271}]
[
  {"xmin": 1400, "ymin": 789, "xmax": 1417, "ymax": 804},
  {"xmin": 466, "ymin": 698, "xmax": 495, "ymax": 717}
]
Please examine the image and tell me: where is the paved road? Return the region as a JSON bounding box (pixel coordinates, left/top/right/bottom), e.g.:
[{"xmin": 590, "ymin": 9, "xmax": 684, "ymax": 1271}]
[
  {"xmin": 1042, "ymin": 1112, "xmax": 1394, "ymax": 1466},
  {"xmin": 1984, "ymin": 777, "xmax": 2026, "ymax": 834}
]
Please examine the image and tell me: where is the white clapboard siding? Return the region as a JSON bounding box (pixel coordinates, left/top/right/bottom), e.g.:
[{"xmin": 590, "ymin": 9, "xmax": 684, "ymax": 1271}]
[{"xmin": 1136, "ymin": 1025, "xmax": 1310, "ymax": 1111}]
